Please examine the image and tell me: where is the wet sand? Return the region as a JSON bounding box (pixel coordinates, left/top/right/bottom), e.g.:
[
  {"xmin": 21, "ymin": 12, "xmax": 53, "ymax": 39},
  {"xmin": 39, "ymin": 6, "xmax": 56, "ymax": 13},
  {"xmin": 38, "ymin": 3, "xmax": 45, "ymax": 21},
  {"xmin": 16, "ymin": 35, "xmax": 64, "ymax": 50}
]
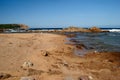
[{"xmin": 0, "ymin": 33, "xmax": 120, "ymax": 80}]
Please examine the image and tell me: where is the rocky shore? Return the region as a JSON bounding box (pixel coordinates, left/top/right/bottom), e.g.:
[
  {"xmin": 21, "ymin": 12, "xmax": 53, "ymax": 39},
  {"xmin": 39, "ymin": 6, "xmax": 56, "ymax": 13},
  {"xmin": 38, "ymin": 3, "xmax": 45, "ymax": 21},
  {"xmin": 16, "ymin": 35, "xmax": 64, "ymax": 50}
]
[
  {"xmin": 0, "ymin": 33, "xmax": 120, "ymax": 80},
  {"xmin": 27, "ymin": 26, "xmax": 109, "ymax": 33},
  {"xmin": 63, "ymin": 26, "xmax": 109, "ymax": 32}
]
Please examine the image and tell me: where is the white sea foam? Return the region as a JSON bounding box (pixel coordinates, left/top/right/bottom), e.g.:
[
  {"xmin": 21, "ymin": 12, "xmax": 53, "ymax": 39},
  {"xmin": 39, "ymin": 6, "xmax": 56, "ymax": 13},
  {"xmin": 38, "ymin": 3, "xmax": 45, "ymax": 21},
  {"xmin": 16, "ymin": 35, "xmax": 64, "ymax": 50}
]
[{"xmin": 109, "ymin": 29, "xmax": 120, "ymax": 32}]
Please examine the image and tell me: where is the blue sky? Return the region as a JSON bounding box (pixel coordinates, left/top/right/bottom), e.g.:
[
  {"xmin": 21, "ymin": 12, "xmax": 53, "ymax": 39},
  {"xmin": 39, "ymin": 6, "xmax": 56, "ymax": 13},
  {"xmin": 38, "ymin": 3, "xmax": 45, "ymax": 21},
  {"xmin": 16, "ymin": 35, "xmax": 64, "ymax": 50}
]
[{"xmin": 0, "ymin": 0, "xmax": 120, "ymax": 28}]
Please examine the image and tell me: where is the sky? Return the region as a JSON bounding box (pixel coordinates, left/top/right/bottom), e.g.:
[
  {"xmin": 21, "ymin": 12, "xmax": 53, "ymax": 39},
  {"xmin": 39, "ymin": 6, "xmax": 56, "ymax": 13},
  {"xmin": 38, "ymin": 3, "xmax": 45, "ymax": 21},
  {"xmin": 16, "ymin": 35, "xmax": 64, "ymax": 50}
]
[{"xmin": 0, "ymin": 0, "xmax": 120, "ymax": 28}]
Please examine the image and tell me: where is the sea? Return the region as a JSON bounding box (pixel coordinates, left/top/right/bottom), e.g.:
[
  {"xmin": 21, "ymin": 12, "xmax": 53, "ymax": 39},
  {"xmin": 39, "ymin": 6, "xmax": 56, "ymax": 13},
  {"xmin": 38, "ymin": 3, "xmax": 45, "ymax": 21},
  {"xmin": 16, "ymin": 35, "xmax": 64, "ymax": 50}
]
[{"xmin": 65, "ymin": 28, "xmax": 120, "ymax": 56}]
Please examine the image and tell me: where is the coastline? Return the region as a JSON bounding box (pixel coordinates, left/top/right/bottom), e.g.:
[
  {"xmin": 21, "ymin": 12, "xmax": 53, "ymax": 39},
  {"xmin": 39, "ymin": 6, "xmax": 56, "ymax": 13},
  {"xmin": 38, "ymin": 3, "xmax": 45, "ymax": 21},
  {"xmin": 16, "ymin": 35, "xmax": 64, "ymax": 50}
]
[{"xmin": 0, "ymin": 33, "xmax": 120, "ymax": 80}]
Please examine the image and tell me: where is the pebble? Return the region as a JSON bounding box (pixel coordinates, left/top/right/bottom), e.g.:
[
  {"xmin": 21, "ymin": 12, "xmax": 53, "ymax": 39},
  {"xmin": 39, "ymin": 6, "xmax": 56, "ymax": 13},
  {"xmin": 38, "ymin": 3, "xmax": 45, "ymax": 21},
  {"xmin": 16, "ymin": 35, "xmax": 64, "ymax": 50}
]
[
  {"xmin": 41, "ymin": 50, "xmax": 49, "ymax": 56},
  {"xmin": 94, "ymin": 50, "xmax": 98, "ymax": 53},
  {"xmin": 20, "ymin": 77, "xmax": 35, "ymax": 80},
  {"xmin": 88, "ymin": 76, "xmax": 93, "ymax": 80},
  {"xmin": 21, "ymin": 61, "xmax": 34, "ymax": 69},
  {"xmin": 62, "ymin": 60, "xmax": 68, "ymax": 67}
]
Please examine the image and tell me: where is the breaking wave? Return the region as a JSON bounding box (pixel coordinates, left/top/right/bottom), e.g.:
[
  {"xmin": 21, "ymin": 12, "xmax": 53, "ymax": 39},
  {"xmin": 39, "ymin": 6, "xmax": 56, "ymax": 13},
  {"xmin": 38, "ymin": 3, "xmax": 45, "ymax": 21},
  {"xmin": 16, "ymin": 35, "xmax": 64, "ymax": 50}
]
[{"xmin": 109, "ymin": 29, "xmax": 120, "ymax": 32}]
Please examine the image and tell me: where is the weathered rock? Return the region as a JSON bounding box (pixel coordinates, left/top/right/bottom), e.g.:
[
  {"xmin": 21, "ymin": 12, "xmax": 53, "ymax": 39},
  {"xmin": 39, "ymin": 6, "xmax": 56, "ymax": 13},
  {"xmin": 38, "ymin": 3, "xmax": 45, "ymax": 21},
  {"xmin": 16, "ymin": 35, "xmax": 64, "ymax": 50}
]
[
  {"xmin": 21, "ymin": 61, "xmax": 33, "ymax": 70},
  {"xmin": 89, "ymin": 26, "xmax": 102, "ymax": 32},
  {"xmin": 20, "ymin": 77, "xmax": 35, "ymax": 80},
  {"xmin": 76, "ymin": 44, "xmax": 87, "ymax": 49},
  {"xmin": 0, "ymin": 73, "xmax": 11, "ymax": 79},
  {"xmin": 41, "ymin": 50, "xmax": 49, "ymax": 56},
  {"xmin": 47, "ymin": 69, "xmax": 62, "ymax": 75},
  {"xmin": 67, "ymin": 47, "xmax": 72, "ymax": 50},
  {"xmin": 78, "ymin": 75, "xmax": 90, "ymax": 80},
  {"xmin": 66, "ymin": 34, "xmax": 76, "ymax": 37},
  {"xmin": 64, "ymin": 26, "xmax": 80, "ymax": 31},
  {"xmin": 19, "ymin": 24, "xmax": 29, "ymax": 30},
  {"xmin": 62, "ymin": 60, "xmax": 69, "ymax": 67},
  {"xmin": 88, "ymin": 76, "xmax": 93, "ymax": 80},
  {"xmin": 27, "ymin": 68, "xmax": 44, "ymax": 76},
  {"xmin": 63, "ymin": 26, "xmax": 90, "ymax": 32}
]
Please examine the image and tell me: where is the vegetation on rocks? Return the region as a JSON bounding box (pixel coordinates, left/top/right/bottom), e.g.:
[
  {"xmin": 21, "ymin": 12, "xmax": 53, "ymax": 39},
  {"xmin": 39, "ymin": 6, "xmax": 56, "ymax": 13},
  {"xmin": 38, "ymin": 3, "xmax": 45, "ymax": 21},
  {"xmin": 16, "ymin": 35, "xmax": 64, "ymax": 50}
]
[{"xmin": 0, "ymin": 24, "xmax": 29, "ymax": 30}]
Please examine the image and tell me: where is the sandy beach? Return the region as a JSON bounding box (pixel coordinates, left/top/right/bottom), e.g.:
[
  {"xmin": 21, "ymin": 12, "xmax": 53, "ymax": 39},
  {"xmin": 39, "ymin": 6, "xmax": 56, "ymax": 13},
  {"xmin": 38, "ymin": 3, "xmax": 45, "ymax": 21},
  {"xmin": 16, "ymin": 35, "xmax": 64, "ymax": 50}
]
[{"xmin": 0, "ymin": 33, "xmax": 120, "ymax": 80}]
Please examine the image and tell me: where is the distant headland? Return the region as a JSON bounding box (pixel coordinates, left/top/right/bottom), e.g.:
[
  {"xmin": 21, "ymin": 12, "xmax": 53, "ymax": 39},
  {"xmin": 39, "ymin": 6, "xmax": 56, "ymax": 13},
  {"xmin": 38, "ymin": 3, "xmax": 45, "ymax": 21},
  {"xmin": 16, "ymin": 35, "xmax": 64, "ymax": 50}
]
[
  {"xmin": 0, "ymin": 24, "xmax": 29, "ymax": 32},
  {"xmin": 0, "ymin": 24, "xmax": 109, "ymax": 33}
]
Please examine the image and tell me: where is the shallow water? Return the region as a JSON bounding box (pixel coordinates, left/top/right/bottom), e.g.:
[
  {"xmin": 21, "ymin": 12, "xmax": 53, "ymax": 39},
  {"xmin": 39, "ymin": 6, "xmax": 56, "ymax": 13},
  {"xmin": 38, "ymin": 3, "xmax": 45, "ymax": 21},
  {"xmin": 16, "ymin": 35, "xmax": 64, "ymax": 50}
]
[{"xmin": 66, "ymin": 32, "xmax": 120, "ymax": 54}]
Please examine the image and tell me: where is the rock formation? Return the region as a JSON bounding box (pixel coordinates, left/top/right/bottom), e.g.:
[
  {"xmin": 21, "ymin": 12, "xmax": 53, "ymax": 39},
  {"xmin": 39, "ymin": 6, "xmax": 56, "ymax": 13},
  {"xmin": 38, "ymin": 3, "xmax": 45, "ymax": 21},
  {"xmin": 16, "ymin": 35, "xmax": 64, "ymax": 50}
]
[
  {"xmin": 19, "ymin": 24, "xmax": 29, "ymax": 29},
  {"xmin": 89, "ymin": 26, "xmax": 102, "ymax": 32},
  {"xmin": 63, "ymin": 26, "xmax": 90, "ymax": 32},
  {"xmin": 63, "ymin": 26, "xmax": 108, "ymax": 32}
]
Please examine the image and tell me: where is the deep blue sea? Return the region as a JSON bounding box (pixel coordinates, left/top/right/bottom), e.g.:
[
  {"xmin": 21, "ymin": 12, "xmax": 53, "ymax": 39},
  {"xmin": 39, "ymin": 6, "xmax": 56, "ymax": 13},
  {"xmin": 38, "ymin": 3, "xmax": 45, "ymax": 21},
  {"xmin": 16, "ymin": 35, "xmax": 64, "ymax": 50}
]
[{"xmin": 66, "ymin": 28, "xmax": 120, "ymax": 54}]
